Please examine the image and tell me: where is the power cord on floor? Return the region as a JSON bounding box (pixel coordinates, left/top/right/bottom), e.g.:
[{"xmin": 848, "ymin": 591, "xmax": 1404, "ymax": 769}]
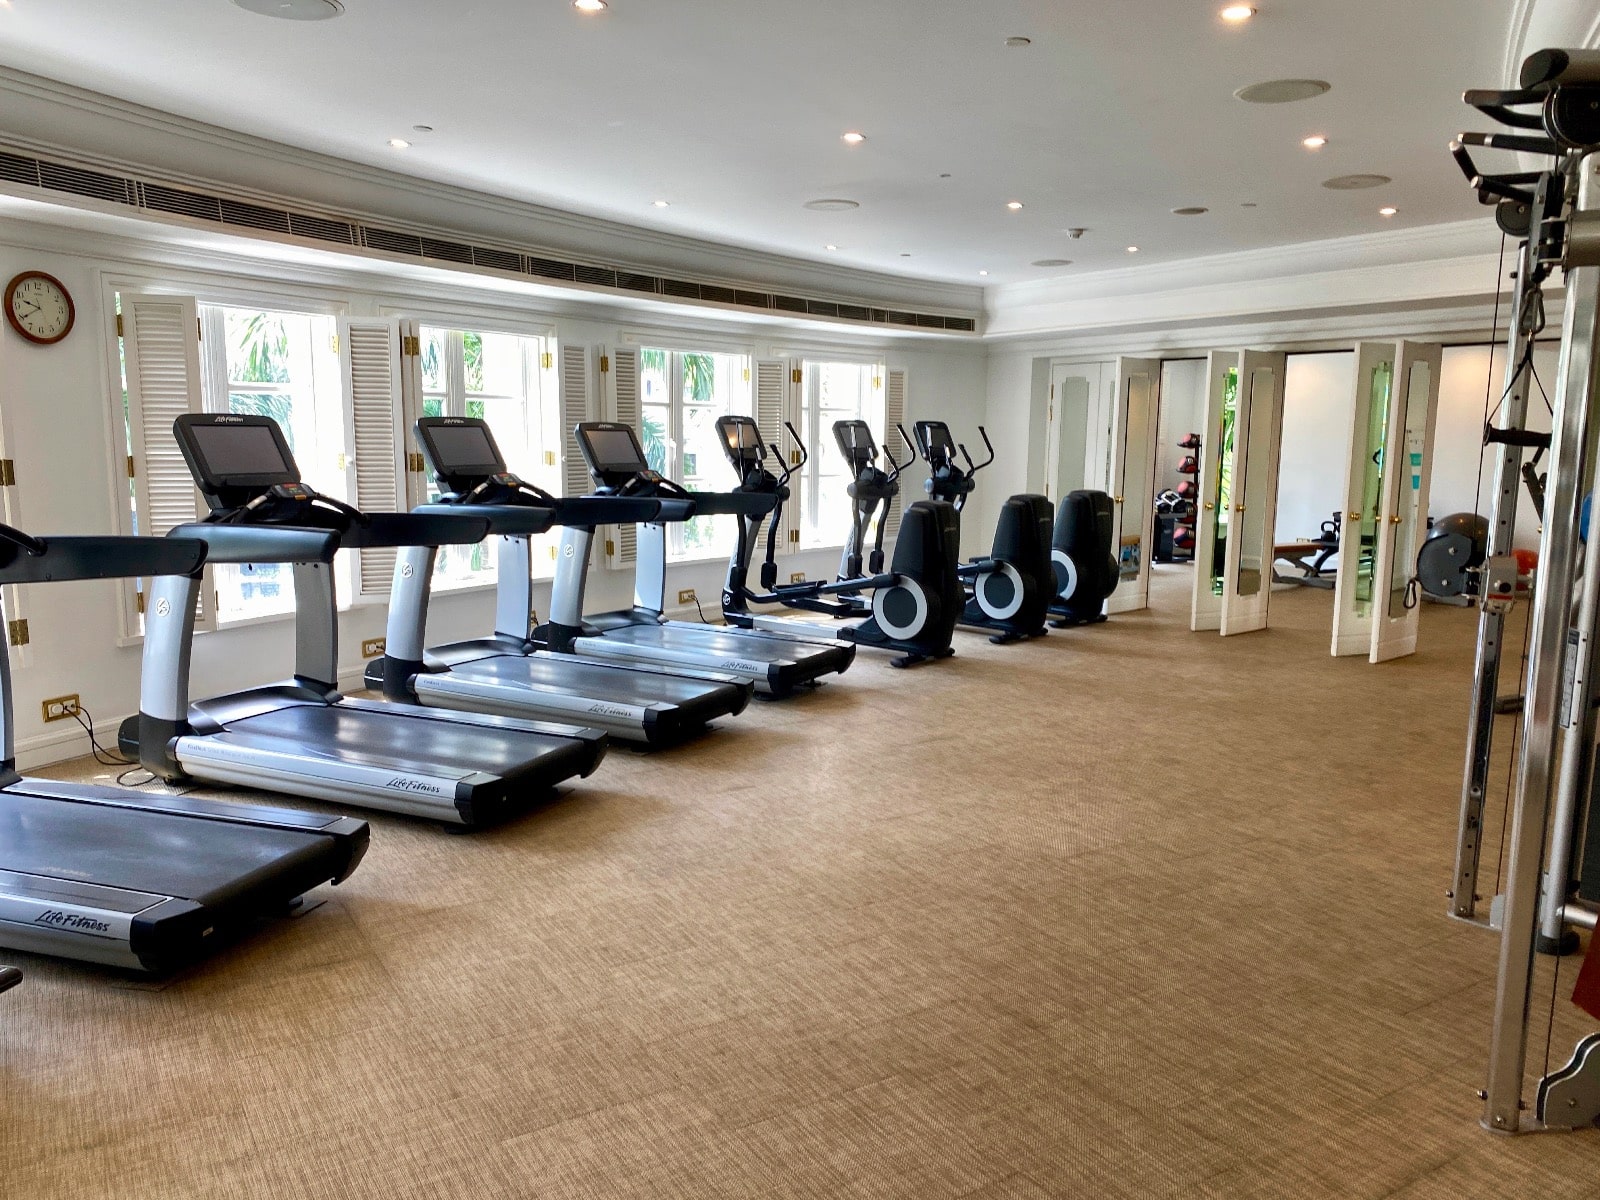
[{"xmin": 68, "ymin": 703, "xmax": 187, "ymax": 791}]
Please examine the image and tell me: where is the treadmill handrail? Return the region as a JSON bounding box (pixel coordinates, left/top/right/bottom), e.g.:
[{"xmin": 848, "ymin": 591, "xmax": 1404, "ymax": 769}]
[
  {"xmin": 171, "ymin": 523, "xmax": 339, "ymax": 566},
  {"xmin": 554, "ymin": 496, "xmax": 665, "ymax": 527},
  {"xmin": 0, "ymin": 534, "xmax": 207, "ymax": 584},
  {"xmin": 415, "ymin": 503, "xmax": 557, "ymax": 537},
  {"xmin": 338, "ymin": 511, "xmax": 490, "ymax": 550}
]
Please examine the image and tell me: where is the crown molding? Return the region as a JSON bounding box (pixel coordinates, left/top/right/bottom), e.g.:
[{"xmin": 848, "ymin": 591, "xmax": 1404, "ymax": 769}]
[
  {"xmin": 0, "ymin": 192, "xmax": 971, "ymax": 349},
  {"xmin": 0, "ymin": 64, "xmax": 982, "ymax": 313},
  {"xmin": 1507, "ymin": 0, "xmax": 1600, "ymax": 86}
]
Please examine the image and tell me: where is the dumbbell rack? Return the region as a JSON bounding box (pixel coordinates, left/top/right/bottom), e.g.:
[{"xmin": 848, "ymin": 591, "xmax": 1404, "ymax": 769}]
[{"xmin": 1171, "ymin": 436, "xmax": 1200, "ymax": 563}]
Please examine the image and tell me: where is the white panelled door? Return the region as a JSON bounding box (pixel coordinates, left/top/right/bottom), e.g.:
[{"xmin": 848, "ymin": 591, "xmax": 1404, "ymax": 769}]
[
  {"xmin": 1331, "ymin": 342, "xmax": 1398, "ymax": 656},
  {"xmin": 1190, "ymin": 351, "xmax": 1239, "ymax": 632},
  {"xmin": 1370, "ymin": 341, "xmax": 1443, "ymax": 663},
  {"xmin": 1105, "ymin": 357, "xmax": 1161, "ymax": 615},
  {"xmin": 1218, "ymin": 350, "xmax": 1287, "ymax": 637}
]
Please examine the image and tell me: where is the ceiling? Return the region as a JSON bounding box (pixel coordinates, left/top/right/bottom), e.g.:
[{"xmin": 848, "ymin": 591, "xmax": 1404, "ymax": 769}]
[{"xmin": 0, "ymin": 0, "xmax": 1512, "ymax": 287}]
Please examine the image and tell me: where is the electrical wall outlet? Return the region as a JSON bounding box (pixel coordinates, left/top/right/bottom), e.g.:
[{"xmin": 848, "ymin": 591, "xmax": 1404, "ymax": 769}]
[
  {"xmin": 42, "ymin": 693, "xmax": 80, "ymax": 723},
  {"xmin": 677, "ymin": 588, "xmax": 697, "ymax": 605},
  {"xmin": 361, "ymin": 638, "xmax": 386, "ymax": 658},
  {"xmin": 790, "ymin": 572, "xmax": 806, "ymax": 584}
]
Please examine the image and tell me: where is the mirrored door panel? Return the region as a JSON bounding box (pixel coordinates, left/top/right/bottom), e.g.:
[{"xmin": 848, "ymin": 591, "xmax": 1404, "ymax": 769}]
[
  {"xmin": 1331, "ymin": 342, "xmax": 1397, "ymax": 656},
  {"xmin": 1220, "ymin": 351, "xmax": 1287, "ymax": 636},
  {"xmin": 1191, "ymin": 351, "xmax": 1239, "ymax": 631},
  {"xmin": 1106, "ymin": 357, "xmax": 1161, "ymax": 615},
  {"xmin": 1371, "ymin": 342, "xmax": 1442, "ymax": 662},
  {"xmin": 1046, "ymin": 362, "xmax": 1104, "ymax": 505}
]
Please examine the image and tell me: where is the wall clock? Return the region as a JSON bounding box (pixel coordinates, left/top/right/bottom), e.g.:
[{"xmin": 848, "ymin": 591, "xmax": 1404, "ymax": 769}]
[{"xmin": 5, "ymin": 271, "xmax": 75, "ymax": 345}]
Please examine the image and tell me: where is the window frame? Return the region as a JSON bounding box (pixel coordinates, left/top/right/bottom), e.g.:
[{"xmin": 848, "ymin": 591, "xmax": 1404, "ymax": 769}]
[{"xmin": 797, "ymin": 359, "xmax": 886, "ymax": 551}]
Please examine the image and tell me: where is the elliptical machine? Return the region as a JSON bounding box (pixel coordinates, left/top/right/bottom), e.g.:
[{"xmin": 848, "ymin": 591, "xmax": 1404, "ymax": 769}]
[
  {"xmin": 1049, "ymin": 490, "xmax": 1118, "ymax": 627},
  {"xmin": 832, "ymin": 419, "xmax": 917, "ymax": 612},
  {"xmin": 914, "ymin": 420, "xmax": 1054, "ymax": 644},
  {"xmin": 716, "ymin": 415, "xmax": 961, "ymax": 667}
]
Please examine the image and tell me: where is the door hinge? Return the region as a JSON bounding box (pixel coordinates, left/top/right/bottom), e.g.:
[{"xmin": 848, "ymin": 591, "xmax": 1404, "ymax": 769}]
[
  {"xmin": 543, "ymin": 450, "xmax": 557, "ymax": 467},
  {"xmin": 7, "ymin": 618, "xmax": 27, "ymax": 648},
  {"xmin": 126, "ymin": 455, "xmax": 136, "ymax": 479},
  {"xmin": 401, "ymin": 335, "xmax": 420, "ymax": 356},
  {"xmin": 407, "ymin": 452, "xmax": 426, "ymax": 472},
  {"xmin": 549, "ymin": 545, "xmax": 558, "ymax": 559},
  {"xmin": 136, "ymin": 591, "xmax": 146, "ymax": 615},
  {"xmin": 115, "ymin": 313, "xmax": 124, "ymax": 338},
  {"xmin": 605, "ymin": 538, "xmax": 616, "ymax": 556},
  {"xmin": 197, "ymin": 317, "xmax": 202, "ymax": 340},
  {"xmin": 742, "ymin": 367, "xmax": 750, "ymax": 382},
  {"xmin": 600, "ymin": 354, "xmax": 610, "ymax": 374},
  {"xmin": 335, "ymin": 453, "xmax": 348, "ymax": 472},
  {"xmin": 541, "ymin": 351, "xmax": 554, "ymax": 370},
  {"xmin": 791, "ymin": 367, "xmax": 802, "ymax": 384},
  {"xmin": 0, "ymin": 460, "xmax": 15, "ymax": 487},
  {"xmin": 873, "ymin": 375, "xmax": 882, "ymax": 389},
  {"xmin": 789, "ymin": 529, "xmax": 799, "ymax": 544},
  {"xmin": 790, "ymin": 450, "xmax": 800, "ymax": 465}
]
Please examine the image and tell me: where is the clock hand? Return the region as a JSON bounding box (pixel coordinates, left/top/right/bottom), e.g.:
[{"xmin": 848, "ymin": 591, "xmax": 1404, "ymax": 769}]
[{"xmin": 14, "ymin": 299, "xmax": 39, "ymax": 316}]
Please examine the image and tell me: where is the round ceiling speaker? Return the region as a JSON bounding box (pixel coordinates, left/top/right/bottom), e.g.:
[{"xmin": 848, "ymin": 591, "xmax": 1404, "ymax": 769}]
[
  {"xmin": 1234, "ymin": 79, "xmax": 1331, "ymax": 104},
  {"xmin": 803, "ymin": 199, "xmax": 860, "ymax": 212},
  {"xmin": 1322, "ymin": 174, "xmax": 1392, "ymax": 190},
  {"xmin": 1172, "ymin": 206, "xmax": 1210, "ymax": 216},
  {"xmin": 1031, "ymin": 259, "xmax": 1073, "ymax": 268},
  {"xmin": 232, "ymin": 0, "xmax": 344, "ymax": 18}
]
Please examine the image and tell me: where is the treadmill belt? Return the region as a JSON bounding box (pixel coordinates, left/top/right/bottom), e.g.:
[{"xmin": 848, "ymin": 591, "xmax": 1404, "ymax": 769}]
[
  {"xmin": 218, "ymin": 705, "xmax": 582, "ymax": 778},
  {"xmin": 0, "ymin": 791, "xmax": 334, "ymax": 906},
  {"xmin": 600, "ymin": 624, "xmax": 826, "ymax": 665},
  {"xmin": 449, "ymin": 655, "xmax": 725, "ymax": 705}
]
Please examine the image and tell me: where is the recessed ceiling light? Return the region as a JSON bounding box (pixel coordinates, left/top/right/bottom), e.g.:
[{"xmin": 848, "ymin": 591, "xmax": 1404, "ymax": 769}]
[
  {"xmin": 803, "ymin": 198, "xmax": 860, "ymax": 211},
  {"xmin": 232, "ymin": 0, "xmax": 344, "ymax": 18},
  {"xmin": 1031, "ymin": 259, "xmax": 1073, "ymax": 268},
  {"xmin": 412, "ymin": 125, "xmax": 434, "ymax": 134},
  {"xmin": 1302, "ymin": 135, "xmax": 1328, "ymax": 149},
  {"xmin": 1220, "ymin": 5, "xmax": 1256, "ymax": 21},
  {"xmin": 1379, "ymin": 206, "xmax": 1398, "ymax": 217},
  {"xmin": 1172, "ymin": 206, "xmax": 1209, "ymax": 216},
  {"xmin": 1006, "ymin": 201, "xmax": 1024, "ymax": 210},
  {"xmin": 573, "ymin": 0, "xmax": 607, "ymax": 10},
  {"xmin": 387, "ymin": 138, "xmax": 411, "ymax": 150},
  {"xmin": 825, "ymin": 244, "xmax": 838, "ymax": 250},
  {"xmin": 652, "ymin": 199, "xmax": 669, "ymax": 207},
  {"xmin": 1323, "ymin": 173, "xmax": 1391, "ymax": 190},
  {"xmin": 1235, "ymin": 79, "xmax": 1331, "ymax": 104},
  {"xmin": 978, "ymin": 270, "xmax": 989, "ymax": 276},
  {"xmin": 1126, "ymin": 246, "xmax": 1140, "ymax": 253},
  {"xmin": 1005, "ymin": 36, "xmax": 1032, "ymax": 47},
  {"xmin": 841, "ymin": 131, "xmax": 867, "ymax": 145}
]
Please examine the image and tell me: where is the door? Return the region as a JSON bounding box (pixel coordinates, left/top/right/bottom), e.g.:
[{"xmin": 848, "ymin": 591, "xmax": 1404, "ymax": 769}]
[
  {"xmin": 1370, "ymin": 342, "xmax": 1442, "ymax": 662},
  {"xmin": 1045, "ymin": 362, "xmax": 1103, "ymax": 505},
  {"xmin": 1191, "ymin": 352, "xmax": 1239, "ymax": 631},
  {"xmin": 1331, "ymin": 342, "xmax": 1398, "ymax": 656},
  {"xmin": 1105, "ymin": 357, "xmax": 1162, "ymax": 614},
  {"xmin": 1219, "ymin": 351, "xmax": 1288, "ymax": 636}
]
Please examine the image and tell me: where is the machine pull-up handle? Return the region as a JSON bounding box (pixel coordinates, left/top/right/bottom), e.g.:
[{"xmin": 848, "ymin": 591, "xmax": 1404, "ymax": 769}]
[
  {"xmin": 967, "ymin": 426, "xmax": 997, "ymax": 475},
  {"xmin": 883, "ymin": 424, "xmax": 915, "ymax": 484},
  {"xmin": 784, "ymin": 421, "xmax": 809, "ymax": 474},
  {"xmin": 1460, "ymin": 130, "xmax": 1560, "ymax": 156}
]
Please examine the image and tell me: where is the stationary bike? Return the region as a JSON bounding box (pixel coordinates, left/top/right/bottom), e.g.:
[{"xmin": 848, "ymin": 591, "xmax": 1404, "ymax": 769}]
[{"xmin": 915, "ymin": 420, "xmax": 1054, "ymax": 644}]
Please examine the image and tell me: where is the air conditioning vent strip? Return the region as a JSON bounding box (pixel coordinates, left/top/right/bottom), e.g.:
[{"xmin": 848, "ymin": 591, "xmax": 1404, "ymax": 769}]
[{"xmin": 0, "ymin": 145, "xmax": 978, "ymax": 335}]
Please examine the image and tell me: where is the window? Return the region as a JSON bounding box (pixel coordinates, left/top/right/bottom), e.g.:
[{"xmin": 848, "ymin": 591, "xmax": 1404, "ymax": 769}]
[
  {"xmin": 799, "ymin": 361, "xmax": 884, "ymax": 548},
  {"xmin": 197, "ymin": 305, "xmax": 343, "ymax": 623},
  {"xmin": 419, "ymin": 326, "xmax": 557, "ymax": 587},
  {"xmin": 639, "ymin": 347, "xmax": 752, "ymax": 561}
]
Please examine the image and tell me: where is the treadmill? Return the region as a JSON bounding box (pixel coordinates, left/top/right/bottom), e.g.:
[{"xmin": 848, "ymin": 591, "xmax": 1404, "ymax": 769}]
[
  {"xmin": 119, "ymin": 414, "xmax": 607, "ymax": 828},
  {"xmin": 366, "ymin": 416, "xmax": 752, "ymax": 747},
  {"xmin": 0, "ymin": 522, "xmax": 368, "ymax": 972},
  {"xmin": 535, "ymin": 422, "xmax": 855, "ymax": 697}
]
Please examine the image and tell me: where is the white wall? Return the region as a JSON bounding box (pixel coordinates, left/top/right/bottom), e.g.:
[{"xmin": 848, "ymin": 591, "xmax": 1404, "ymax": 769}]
[
  {"xmin": 1274, "ymin": 352, "xmax": 1356, "ymax": 547},
  {"xmin": 0, "ymin": 219, "xmax": 985, "ymax": 767}
]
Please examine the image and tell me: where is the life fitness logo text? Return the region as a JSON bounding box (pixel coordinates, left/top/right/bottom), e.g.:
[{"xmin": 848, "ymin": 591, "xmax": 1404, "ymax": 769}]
[
  {"xmin": 35, "ymin": 910, "xmax": 111, "ymax": 934},
  {"xmin": 214, "ymin": 415, "xmax": 246, "ymax": 423},
  {"xmin": 587, "ymin": 703, "xmax": 632, "ymax": 719},
  {"xmin": 386, "ymin": 777, "xmax": 444, "ymax": 795}
]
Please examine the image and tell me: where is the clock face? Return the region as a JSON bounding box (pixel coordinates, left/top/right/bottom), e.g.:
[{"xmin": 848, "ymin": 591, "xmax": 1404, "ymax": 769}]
[{"xmin": 5, "ymin": 272, "xmax": 74, "ymax": 345}]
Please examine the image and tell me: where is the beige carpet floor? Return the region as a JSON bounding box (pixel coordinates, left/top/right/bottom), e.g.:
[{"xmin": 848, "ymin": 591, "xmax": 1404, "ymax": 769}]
[{"xmin": 3, "ymin": 567, "xmax": 1598, "ymax": 1198}]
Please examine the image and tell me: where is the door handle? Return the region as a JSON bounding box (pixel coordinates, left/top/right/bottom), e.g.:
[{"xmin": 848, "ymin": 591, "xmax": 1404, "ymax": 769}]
[
  {"xmin": 1114, "ymin": 496, "xmax": 1124, "ymax": 504},
  {"xmin": 1390, "ymin": 515, "xmax": 1402, "ymax": 524},
  {"xmin": 1203, "ymin": 502, "xmax": 1214, "ymax": 510},
  {"xmin": 1234, "ymin": 504, "xmax": 1246, "ymax": 513},
  {"xmin": 1349, "ymin": 511, "xmax": 1361, "ymax": 519}
]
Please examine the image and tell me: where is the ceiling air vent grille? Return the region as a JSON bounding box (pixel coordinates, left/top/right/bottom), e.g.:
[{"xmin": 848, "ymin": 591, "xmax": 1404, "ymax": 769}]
[
  {"xmin": 0, "ymin": 145, "xmax": 977, "ymax": 334},
  {"xmin": 37, "ymin": 161, "xmax": 132, "ymax": 205}
]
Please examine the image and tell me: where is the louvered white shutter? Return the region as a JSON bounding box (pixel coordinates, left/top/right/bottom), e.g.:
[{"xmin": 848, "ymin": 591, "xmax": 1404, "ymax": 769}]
[
  {"xmin": 122, "ymin": 293, "xmax": 212, "ymax": 630},
  {"xmin": 607, "ymin": 347, "xmax": 640, "ymax": 568},
  {"xmin": 558, "ymin": 342, "xmax": 593, "ymax": 499},
  {"xmin": 882, "ymin": 368, "xmax": 908, "ymax": 543},
  {"xmin": 754, "ymin": 357, "xmax": 797, "ymax": 556},
  {"xmin": 340, "ymin": 316, "xmax": 407, "ymax": 597}
]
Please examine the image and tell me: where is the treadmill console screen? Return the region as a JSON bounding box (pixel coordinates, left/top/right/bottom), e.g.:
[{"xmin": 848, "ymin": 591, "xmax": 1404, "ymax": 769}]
[
  {"xmin": 188, "ymin": 423, "xmax": 294, "ymax": 479},
  {"xmin": 584, "ymin": 426, "xmax": 648, "ymax": 472},
  {"xmin": 425, "ymin": 424, "xmax": 502, "ymax": 474}
]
